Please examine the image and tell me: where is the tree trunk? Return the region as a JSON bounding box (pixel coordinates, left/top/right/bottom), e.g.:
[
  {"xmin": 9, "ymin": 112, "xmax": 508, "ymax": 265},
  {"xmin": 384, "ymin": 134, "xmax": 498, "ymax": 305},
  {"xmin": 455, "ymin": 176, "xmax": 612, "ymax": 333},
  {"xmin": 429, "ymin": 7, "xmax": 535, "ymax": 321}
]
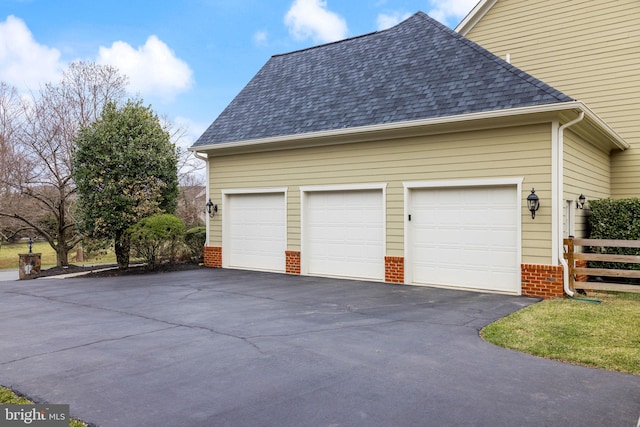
[
  {"xmin": 56, "ymin": 201, "xmax": 69, "ymax": 267},
  {"xmin": 114, "ymin": 232, "xmax": 130, "ymax": 269},
  {"xmin": 56, "ymin": 244, "xmax": 69, "ymax": 267}
]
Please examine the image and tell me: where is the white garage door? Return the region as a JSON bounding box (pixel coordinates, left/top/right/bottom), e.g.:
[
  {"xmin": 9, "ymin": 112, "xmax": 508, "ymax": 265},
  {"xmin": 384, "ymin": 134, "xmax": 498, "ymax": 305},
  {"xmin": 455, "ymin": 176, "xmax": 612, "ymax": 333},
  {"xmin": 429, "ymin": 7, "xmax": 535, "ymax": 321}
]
[
  {"xmin": 226, "ymin": 192, "xmax": 285, "ymax": 272},
  {"xmin": 409, "ymin": 186, "xmax": 519, "ymax": 293},
  {"xmin": 305, "ymin": 190, "xmax": 384, "ymax": 280}
]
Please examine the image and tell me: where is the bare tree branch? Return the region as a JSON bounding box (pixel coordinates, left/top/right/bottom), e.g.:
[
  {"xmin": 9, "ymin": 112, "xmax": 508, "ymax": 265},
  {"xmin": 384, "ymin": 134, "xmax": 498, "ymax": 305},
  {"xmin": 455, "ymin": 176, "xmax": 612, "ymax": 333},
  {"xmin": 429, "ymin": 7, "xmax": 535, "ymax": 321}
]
[{"xmin": 0, "ymin": 62, "xmax": 128, "ymax": 266}]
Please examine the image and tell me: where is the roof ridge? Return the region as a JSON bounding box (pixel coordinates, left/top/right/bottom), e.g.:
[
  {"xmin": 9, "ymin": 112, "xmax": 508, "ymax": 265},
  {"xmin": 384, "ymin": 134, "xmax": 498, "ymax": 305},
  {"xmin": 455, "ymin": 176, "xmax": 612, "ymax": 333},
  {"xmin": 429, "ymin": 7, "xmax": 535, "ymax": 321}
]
[
  {"xmin": 272, "ymin": 11, "xmax": 424, "ymax": 58},
  {"xmin": 193, "ymin": 11, "xmax": 576, "ymax": 147},
  {"xmin": 272, "ymin": 30, "xmax": 379, "ymax": 58}
]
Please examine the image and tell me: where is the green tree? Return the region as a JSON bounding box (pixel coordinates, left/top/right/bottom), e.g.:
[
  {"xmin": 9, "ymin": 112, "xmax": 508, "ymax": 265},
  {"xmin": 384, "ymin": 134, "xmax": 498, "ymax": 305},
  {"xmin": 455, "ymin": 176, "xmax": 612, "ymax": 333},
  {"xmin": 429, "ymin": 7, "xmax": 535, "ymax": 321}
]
[
  {"xmin": 74, "ymin": 100, "xmax": 178, "ymax": 269},
  {"xmin": 0, "ymin": 63, "xmax": 128, "ymax": 266}
]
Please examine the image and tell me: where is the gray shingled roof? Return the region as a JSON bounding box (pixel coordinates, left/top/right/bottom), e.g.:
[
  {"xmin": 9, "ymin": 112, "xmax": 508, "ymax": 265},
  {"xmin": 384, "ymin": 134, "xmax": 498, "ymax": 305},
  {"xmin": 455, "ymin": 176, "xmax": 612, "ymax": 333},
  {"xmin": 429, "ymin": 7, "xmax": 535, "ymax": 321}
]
[{"xmin": 193, "ymin": 11, "xmax": 573, "ymax": 147}]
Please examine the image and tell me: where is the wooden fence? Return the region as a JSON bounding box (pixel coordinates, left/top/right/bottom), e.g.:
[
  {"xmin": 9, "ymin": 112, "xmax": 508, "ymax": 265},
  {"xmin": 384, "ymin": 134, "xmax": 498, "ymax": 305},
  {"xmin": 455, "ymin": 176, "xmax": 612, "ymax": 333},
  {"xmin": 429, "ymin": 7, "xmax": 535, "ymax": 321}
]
[{"xmin": 564, "ymin": 238, "xmax": 640, "ymax": 293}]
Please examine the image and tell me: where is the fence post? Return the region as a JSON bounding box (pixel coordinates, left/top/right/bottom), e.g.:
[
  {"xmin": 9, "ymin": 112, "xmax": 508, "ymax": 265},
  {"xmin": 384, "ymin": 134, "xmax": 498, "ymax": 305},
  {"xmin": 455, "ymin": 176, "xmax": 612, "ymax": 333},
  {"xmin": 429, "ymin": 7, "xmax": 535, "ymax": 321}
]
[{"xmin": 566, "ymin": 237, "xmax": 575, "ymax": 292}]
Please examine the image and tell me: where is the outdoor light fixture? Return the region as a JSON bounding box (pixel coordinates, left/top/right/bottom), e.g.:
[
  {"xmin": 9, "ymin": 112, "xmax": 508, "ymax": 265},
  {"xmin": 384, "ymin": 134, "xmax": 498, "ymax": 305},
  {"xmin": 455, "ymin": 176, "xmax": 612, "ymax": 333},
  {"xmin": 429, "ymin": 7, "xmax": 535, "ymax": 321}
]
[
  {"xmin": 27, "ymin": 237, "xmax": 33, "ymax": 254},
  {"xmin": 527, "ymin": 188, "xmax": 540, "ymax": 219},
  {"xmin": 206, "ymin": 199, "xmax": 218, "ymax": 217},
  {"xmin": 577, "ymin": 194, "xmax": 586, "ymax": 209}
]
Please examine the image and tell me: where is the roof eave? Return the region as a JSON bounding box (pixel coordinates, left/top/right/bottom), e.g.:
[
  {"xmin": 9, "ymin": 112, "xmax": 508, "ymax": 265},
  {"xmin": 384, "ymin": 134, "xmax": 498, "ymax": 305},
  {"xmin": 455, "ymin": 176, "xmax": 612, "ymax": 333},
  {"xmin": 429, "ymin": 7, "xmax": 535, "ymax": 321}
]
[
  {"xmin": 569, "ymin": 102, "xmax": 629, "ymax": 151},
  {"xmin": 455, "ymin": 0, "xmax": 497, "ymax": 36},
  {"xmin": 190, "ymin": 102, "xmax": 628, "ymax": 155}
]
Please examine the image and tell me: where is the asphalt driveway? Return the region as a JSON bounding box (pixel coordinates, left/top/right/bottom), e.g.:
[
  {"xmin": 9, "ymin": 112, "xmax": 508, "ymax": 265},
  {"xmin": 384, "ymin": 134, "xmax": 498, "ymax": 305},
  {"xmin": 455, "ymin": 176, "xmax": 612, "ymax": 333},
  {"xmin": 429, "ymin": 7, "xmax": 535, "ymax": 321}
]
[{"xmin": 1, "ymin": 269, "xmax": 639, "ymax": 427}]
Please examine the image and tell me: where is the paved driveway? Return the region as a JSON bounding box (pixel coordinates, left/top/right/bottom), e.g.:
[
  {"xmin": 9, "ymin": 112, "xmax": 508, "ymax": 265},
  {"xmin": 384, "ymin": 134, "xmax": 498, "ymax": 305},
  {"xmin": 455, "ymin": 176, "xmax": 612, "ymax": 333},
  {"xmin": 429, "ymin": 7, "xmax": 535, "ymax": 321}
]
[
  {"xmin": 0, "ymin": 269, "xmax": 18, "ymax": 282},
  {"xmin": 1, "ymin": 269, "xmax": 638, "ymax": 427}
]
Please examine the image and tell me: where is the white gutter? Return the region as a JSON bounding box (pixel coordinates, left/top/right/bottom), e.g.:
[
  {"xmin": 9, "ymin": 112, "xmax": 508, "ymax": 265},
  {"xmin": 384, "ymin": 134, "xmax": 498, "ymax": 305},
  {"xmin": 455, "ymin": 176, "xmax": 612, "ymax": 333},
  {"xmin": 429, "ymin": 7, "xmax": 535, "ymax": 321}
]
[
  {"xmin": 192, "ymin": 152, "xmax": 211, "ymax": 246},
  {"xmin": 190, "ymin": 102, "xmax": 576, "ymax": 152},
  {"xmin": 189, "ymin": 101, "xmax": 627, "ymax": 155},
  {"xmin": 193, "ymin": 152, "xmax": 207, "ymax": 162},
  {"xmin": 556, "ymin": 112, "xmax": 584, "ymax": 297}
]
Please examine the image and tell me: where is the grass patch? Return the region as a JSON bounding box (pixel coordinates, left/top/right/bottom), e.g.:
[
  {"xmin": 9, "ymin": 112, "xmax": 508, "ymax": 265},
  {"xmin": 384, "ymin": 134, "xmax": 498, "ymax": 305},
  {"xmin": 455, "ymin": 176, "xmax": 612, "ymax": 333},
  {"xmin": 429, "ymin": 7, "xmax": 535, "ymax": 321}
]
[
  {"xmin": 0, "ymin": 385, "xmax": 87, "ymax": 426},
  {"xmin": 0, "ymin": 242, "xmax": 57, "ymax": 269},
  {"xmin": 0, "ymin": 241, "xmax": 116, "ymax": 270},
  {"xmin": 0, "ymin": 386, "xmax": 32, "ymax": 404},
  {"xmin": 481, "ymin": 292, "xmax": 640, "ymax": 375}
]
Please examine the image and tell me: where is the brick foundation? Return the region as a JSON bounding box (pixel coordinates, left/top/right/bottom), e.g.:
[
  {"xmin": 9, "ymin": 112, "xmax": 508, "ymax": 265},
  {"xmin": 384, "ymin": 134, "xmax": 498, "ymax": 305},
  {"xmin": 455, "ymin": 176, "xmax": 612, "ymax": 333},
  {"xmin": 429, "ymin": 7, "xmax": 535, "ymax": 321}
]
[
  {"xmin": 385, "ymin": 256, "xmax": 405, "ymax": 283},
  {"xmin": 286, "ymin": 250, "xmax": 301, "ymax": 274},
  {"xmin": 203, "ymin": 246, "xmax": 222, "ymax": 268},
  {"xmin": 521, "ymin": 264, "xmax": 564, "ymax": 298}
]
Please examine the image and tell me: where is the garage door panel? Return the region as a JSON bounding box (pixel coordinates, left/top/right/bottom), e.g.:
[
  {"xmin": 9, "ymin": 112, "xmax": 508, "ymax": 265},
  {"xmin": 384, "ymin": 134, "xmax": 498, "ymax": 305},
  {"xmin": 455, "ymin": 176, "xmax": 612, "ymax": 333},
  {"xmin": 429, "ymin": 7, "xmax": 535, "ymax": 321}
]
[
  {"xmin": 305, "ymin": 190, "xmax": 384, "ymax": 280},
  {"xmin": 227, "ymin": 193, "xmax": 285, "ymax": 272},
  {"xmin": 410, "ymin": 186, "xmax": 519, "ymax": 293}
]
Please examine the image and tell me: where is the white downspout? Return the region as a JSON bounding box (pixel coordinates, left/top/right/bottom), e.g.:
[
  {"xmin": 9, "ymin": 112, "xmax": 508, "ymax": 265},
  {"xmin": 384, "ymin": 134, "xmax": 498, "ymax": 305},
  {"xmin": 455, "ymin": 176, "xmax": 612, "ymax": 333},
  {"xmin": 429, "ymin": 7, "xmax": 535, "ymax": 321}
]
[
  {"xmin": 557, "ymin": 112, "xmax": 584, "ymax": 297},
  {"xmin": 193, "ymin": 151, "xmax": 211, "ymax": 246}
]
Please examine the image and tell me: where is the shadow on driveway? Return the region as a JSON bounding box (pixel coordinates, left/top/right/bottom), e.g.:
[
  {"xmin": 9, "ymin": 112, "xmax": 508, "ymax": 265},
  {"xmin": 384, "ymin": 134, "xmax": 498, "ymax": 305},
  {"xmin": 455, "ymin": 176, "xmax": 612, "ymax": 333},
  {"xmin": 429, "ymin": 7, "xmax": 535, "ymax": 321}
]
[{"xmin": 0, "ymin": 269, "xmax": 638, "ymax": 426}]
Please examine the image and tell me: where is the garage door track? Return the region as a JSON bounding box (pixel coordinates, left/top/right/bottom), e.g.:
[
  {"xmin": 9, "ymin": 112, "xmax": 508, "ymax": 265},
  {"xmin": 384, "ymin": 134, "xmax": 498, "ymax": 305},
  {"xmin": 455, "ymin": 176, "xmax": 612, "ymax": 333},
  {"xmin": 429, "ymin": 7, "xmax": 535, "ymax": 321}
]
[{"xmin": 1, "ymin": 269, "xmax": 639, "ymax": 426}]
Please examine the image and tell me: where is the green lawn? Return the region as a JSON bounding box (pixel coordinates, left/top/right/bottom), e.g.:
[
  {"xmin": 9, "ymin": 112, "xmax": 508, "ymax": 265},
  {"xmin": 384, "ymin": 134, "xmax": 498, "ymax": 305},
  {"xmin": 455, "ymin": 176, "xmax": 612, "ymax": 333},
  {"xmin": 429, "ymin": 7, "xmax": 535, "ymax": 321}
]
[
  {"xmin": 0, "ymin": 241, "xmax": 116, "ymax": 270},
  {"xmin": 482, "ymin": 292, "xmax": 640, "ymax": 375}
]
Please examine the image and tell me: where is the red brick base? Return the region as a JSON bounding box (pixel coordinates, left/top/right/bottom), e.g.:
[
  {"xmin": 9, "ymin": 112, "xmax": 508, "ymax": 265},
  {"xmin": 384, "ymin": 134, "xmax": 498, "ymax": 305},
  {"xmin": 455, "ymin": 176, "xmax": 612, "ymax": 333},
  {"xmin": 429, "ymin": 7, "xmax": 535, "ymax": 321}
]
[
  {"xmin": 385, "ymin": 256, "xmax": 405, "ymax": 283},
  {"xmin": 286, "ymin": 250, "xmax": 301, "ymax": 274},
  {"xmin": 203, "ymin": 246, "xmax": 222, "ymax": 268},
  {"xmin": 521, "ymin": 264, "xmax": 564, "ymax": 298}
]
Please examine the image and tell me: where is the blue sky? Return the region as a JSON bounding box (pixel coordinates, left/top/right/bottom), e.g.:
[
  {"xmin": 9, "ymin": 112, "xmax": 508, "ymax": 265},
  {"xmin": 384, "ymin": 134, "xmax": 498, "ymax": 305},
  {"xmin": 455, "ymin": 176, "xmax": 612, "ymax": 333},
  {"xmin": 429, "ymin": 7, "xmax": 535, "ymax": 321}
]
[{"xmin": 0, "ymin": 0, "xmax": 478, "ymax": 148}]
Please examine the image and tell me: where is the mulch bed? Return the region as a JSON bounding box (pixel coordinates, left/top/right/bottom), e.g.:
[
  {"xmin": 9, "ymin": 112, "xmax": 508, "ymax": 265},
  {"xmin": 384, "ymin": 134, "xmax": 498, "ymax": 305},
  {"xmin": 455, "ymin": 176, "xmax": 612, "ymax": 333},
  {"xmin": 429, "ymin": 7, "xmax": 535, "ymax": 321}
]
[{"xmin": 39, "ymin": 262, "xmax": 204, "ymax": 278}]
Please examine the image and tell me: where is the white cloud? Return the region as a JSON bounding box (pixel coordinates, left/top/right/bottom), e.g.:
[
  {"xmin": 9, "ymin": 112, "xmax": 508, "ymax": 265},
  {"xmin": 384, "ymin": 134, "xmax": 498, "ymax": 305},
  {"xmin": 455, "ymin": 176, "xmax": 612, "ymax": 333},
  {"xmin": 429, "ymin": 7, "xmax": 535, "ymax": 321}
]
[
  {"xmin": 97, "ymin": 35, "xmax": 193, "ymax": 102},
  {"xmin": 0, "ymin": 15, "xmax": 63, "ymax": 90},
  {"xmin": 427, "ymin": 0, "xmax": 478, "ymax": 26},
  {"xmin": 284, "ymin": 0, "xmax": 348, "ymax": 43},
  {"xmin": 253, "ymin": 30, "xmax": 269, "ymax": 47},
  {"xmin": 376, "ymin": 11, "xmax": 412, "ymax": 31}
]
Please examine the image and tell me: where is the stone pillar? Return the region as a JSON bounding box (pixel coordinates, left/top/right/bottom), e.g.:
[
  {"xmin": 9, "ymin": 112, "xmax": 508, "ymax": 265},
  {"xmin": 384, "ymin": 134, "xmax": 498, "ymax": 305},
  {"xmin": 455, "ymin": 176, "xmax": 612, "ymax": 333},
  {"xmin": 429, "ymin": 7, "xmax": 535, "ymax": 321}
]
[{"xmin": 19, "ymin": 253, "xmax": 42, "ymax": 280}]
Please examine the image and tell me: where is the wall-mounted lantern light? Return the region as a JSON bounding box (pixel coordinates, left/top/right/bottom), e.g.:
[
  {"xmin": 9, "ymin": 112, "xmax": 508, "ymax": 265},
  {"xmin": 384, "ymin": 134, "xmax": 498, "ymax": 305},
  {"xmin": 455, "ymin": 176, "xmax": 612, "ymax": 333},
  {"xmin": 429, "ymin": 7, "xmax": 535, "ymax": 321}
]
[
  {"xmin": 527, "ymin": 188, "xmax": 540, "ymax": 219},
  {"xmin": 577, "ymin": 194, "xmax": 586, "ymax": 209},
  {"xmin": 206, "ymin": 199, "xmax": 218, "ymax": 217}
]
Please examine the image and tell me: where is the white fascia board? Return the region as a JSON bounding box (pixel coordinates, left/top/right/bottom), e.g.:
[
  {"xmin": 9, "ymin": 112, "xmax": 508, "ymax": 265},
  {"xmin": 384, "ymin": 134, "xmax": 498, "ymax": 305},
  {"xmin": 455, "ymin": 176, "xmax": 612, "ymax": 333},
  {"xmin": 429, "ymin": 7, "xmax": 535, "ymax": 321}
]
[
  {"xmin": 190, "ymin": 101, "xmax": 627, "ymax": 155},
  {"xmin": 576, "ymin": 102, "xmax": 629, "ymax": 150},
  {"xmin": 299, "ymin": 183, "xmax": 387, "ymax": 193},
  {"xmin": 455, "ymin": 0, "xmax": 497, "ymax": 36},
  {"xmin": 403, "ymin": 177, "xmax": 523, "ymax": 190},
  {"xmin": 221, "ymin": 187, "xmax": 288, "ymax": 195}
]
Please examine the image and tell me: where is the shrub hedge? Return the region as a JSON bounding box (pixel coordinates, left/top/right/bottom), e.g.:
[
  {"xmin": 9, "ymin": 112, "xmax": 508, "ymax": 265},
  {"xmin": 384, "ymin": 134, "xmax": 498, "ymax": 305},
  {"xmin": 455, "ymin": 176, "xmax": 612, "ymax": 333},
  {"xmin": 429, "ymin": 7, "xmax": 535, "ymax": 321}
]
[
  {"xmin": 588, "ymin": 198, "xmax": 640, "ymax": 272},
  {"xmin": 128, "ymin": 214, "xmax": 186, "ymax": 270},
  {"xmin": 184, "ymin": 226, "xmax": 206, "ymax": 262}
]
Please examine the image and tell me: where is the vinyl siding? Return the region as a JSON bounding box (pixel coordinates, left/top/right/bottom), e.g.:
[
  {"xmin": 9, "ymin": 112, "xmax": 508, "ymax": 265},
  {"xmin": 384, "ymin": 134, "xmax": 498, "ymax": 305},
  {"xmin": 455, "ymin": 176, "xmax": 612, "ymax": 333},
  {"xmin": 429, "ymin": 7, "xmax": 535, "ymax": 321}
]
[
  {"xmin": 208, "ymin": 123, "xmax": 554, "ymax": 265},
  {"xmin": 465, "ymin": 0, "xmax": 640, "ymax": 197},
  {"xmin": 563, "ymin": 129, "xmax": 611, "ymax": 239}
]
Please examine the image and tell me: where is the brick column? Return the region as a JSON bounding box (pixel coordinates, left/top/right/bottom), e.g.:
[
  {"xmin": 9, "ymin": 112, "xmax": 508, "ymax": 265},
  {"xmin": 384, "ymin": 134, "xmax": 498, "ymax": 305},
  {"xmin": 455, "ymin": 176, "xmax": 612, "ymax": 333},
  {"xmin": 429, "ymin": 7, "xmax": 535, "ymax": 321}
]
[
  {"xmin": 521, "ymin": 264, "xmax": 564, "ymax": 298},
  {"xmin": 203, "ymin": 246, "xmax": 222, "ymax": 268},
  {"xmin": 285, "ymin": 251, "xmax": 301, "ymax": 274},
  {"xmin": 385, "ymin": 256, "xmax": 404, "ymax": 284}
]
